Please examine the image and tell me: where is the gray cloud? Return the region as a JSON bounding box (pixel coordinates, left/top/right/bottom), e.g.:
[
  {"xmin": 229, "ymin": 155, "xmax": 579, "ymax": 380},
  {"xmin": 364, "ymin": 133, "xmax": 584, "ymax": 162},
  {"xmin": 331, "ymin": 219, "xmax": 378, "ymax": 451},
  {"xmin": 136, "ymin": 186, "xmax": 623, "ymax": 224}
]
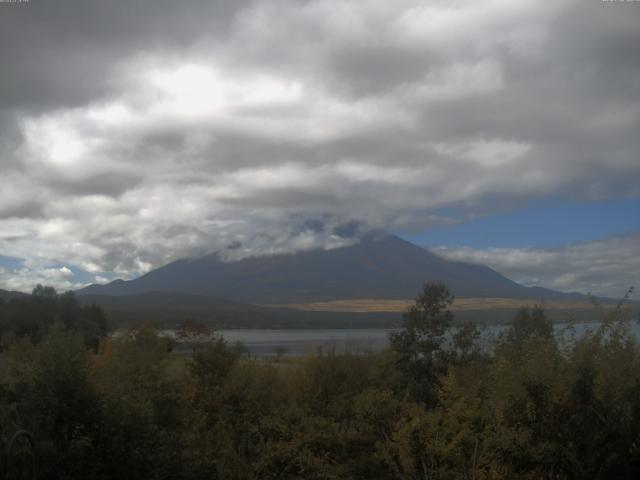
[
  {"xmin": 433, "ymin": 232, "xmax": 640, "ymax": 298},
  {"xmin": 0, "ymin": 0, "xmax": 638, "ymax": 290},
  {"xmin": 0, "ymin": 0, "xmax": 251, "ymax": 111}
]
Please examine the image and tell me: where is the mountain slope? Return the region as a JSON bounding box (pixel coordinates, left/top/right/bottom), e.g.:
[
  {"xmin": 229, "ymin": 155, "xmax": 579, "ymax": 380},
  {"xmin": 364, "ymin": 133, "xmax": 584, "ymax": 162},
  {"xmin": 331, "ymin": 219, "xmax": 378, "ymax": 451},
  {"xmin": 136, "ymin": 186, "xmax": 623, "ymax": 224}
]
[
  {"xmin": 78, "ymin": 233, "xmax": 583, "ymax": 303},
  {"xmin": 0, "ymin": 289, "xmax": 29, "ymax": 301}
]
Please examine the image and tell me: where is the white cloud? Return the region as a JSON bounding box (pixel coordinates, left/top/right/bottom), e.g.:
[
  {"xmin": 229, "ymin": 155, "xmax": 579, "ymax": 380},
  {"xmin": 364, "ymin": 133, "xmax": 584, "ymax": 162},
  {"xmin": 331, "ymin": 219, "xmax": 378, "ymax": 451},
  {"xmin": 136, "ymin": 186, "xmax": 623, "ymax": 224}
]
[
  {"xmin": 0, "ymin": 264, "xmax": 84, "ymax": 294},
  {"xmin": 0, "ymin": 0, "xmax": 638, "ymax": 286},
  {"xmin": 433, "ymin": 138, "xmax": 532, "ymax": 168},
  {"xmin": 432, "ymin": 233, "xmax": 640, "ymax": 298}
]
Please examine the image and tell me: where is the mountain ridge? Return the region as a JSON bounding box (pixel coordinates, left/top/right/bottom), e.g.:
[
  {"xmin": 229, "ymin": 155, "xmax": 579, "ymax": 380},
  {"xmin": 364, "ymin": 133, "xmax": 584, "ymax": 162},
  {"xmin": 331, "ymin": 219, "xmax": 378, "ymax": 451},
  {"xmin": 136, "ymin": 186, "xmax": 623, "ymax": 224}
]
[
  {"xmin": 0, "ymin": 288, "xmax": 29, "ymax": 301},
  {"xmin": 77, "ymin": 233, "xmax": 588, "ymax": 303}
]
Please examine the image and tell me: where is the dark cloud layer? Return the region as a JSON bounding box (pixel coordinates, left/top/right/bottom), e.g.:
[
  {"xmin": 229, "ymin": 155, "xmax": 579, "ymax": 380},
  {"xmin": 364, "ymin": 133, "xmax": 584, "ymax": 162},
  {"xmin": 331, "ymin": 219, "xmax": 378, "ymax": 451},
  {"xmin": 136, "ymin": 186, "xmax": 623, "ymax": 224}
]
[
  {"xmin": 0, "ymin": 0, "xmax": 638, "ymax": 294},
  {"xmin": 0, "ymin": 0, "xmax": 250, "ymax": 110}
]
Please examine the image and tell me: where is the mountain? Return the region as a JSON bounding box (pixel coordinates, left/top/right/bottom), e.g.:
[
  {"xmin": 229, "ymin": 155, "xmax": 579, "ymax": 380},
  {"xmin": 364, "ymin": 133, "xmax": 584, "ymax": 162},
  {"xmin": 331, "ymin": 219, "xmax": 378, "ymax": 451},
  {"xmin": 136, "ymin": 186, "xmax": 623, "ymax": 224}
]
[
  {"xmin": 78, "ymin": 232, "xmax": 584, "ymax": 303},
  {"xmin": 0, "ymin": 288, "xmax": 29, "ymax": 301}
]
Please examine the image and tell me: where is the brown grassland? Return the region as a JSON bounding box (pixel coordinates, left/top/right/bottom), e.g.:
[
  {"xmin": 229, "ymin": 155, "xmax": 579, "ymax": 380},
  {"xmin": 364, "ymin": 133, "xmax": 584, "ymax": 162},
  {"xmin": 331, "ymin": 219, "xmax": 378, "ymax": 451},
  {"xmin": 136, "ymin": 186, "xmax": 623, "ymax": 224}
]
[{"xmin": 266, "ymin": 297, "xmax": 611, "ymax": 313}]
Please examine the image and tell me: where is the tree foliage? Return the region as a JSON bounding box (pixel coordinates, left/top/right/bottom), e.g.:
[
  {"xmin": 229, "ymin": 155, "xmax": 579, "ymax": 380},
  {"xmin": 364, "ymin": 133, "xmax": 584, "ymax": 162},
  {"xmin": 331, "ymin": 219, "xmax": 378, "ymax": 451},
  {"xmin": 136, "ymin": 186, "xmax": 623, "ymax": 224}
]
[
  {"xmin": 0, "ymin": 284, "xmax": 639, "ymax": 479},
  {"xmin": 389, "ymin": 282, "xmax": 454, "ymax": 404},
  {"xmin": 0, "ymin": 285, "xmax": 107, "ymax": 349}
]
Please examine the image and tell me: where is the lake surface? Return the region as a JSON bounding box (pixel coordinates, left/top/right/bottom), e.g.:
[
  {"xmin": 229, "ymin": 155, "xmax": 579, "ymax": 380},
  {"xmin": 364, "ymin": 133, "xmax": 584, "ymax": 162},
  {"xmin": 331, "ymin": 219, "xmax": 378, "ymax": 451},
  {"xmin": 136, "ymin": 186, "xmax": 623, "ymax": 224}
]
[
  {"xmin": 217, "ymin": 328, "xmax": 391, "ymax": 356},
  {"xmin": 167, "ymin": 321, "xmax": 640, "ymax": 357}
]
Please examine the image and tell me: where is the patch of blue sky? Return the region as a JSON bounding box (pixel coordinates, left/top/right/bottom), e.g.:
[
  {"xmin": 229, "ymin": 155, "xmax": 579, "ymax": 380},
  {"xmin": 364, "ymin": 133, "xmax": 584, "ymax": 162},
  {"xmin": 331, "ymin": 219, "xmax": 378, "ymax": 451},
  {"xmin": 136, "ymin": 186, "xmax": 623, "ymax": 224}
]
[
  {"xmin": 399, "ymin": 196, "xmax": 640, "ymax": 248},
  {"xmin": 0, "ymin": 255, "xmax": 24, "ymax": 270}
]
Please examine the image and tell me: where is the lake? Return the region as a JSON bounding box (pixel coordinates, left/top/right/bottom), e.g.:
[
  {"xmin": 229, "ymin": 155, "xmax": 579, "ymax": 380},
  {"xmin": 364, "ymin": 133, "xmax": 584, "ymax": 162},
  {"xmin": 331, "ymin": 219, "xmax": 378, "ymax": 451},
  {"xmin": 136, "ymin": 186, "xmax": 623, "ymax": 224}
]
[{"xmin": 166, "ymin": 321, "xmax": 640, "ymax": 357}]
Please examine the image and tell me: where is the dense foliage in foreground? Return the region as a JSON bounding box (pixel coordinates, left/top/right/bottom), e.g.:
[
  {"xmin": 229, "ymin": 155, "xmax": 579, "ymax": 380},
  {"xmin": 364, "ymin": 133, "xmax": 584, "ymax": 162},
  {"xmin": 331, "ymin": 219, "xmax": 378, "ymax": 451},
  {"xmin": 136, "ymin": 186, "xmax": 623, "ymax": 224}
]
[{"xmin": 0, "ymin": 284, "xmax": 639, "ymax": 479}]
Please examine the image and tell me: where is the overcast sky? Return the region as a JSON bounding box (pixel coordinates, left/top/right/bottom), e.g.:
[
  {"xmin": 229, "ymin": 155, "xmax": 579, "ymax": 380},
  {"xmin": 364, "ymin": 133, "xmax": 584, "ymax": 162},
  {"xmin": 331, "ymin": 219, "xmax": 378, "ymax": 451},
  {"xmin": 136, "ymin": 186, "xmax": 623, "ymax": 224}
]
[{"xmin": 0, "ymin": 0, "xmax": 638, "ymax": 297}]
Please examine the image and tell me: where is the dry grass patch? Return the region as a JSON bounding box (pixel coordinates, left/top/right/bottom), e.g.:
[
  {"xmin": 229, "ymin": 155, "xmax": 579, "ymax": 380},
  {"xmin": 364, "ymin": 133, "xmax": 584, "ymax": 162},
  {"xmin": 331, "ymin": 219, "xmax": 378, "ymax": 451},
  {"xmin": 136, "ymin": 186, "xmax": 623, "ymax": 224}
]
[{"xmin": 266, "ymin": 298, "xmax": 606, "ymax": 313}]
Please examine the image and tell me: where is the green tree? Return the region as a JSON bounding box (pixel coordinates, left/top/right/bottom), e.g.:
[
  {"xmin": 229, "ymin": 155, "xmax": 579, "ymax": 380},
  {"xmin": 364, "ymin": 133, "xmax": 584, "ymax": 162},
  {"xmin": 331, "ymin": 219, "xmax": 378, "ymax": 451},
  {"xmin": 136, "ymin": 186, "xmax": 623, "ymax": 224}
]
[
  {"xmin": 92, "ymin": 324, "xmax": 188, "ymax": 479},
  {"xmin": 452, "ymin": 319, "xmax": 483, "ymax": 364},
  {"xmin": 508, "ymin": 304, "xmax": 553, "ymax": 345},
  {"xmin": 0, "ymin": 285, "xmax": 107, "ymax": 347},
  {"xmin": 0, "ymin": 324, "xmax": 103, "ymax": 478},
  {"xmin": 189, "ymin": 335, "xmax": 239, "ymax": 422},
  {"xmin": 389, "ymin": 282, "xmax": 454, "ymax": 404}
]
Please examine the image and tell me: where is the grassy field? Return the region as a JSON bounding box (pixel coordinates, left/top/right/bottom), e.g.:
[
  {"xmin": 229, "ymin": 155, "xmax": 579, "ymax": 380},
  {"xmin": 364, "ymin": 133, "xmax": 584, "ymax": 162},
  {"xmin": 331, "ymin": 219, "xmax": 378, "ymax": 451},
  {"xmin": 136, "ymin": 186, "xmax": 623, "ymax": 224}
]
[{"xmin": 264, "ymin": 297, "xmax": 612, "ymax": 313}]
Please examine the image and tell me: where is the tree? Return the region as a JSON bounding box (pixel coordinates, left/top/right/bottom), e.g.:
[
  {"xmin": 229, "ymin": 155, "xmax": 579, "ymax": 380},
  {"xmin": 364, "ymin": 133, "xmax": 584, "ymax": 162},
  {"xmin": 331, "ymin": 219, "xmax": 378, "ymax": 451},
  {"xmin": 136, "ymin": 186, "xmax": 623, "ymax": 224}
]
[
  {"xmin": 273, "ymin": 346, "xmax": 287, "ymax": 362},
  {"xmin": 190, "ymin": 335, "xmax": 239, "ymax": 402},
  {"xmin": 452, "ymin": 320, "xmax": 483, "ymax": 364},
  {"xmin": 32, "ymin": 284, "xmax": 57, "ymax": 298},
  {"xmin": 507, "ymin": 305, "xmax": 553, "ymax": 346},
  {"xmin": 1, "ymin": 325, "xmax": 103, "ymax": 478},
  {"xmin": 93, "ymin": 324, "xmax": 187, "ymax": 478},
  {"xmin": 0, "ymin": 285, "xmax": 107, "ymax": 346},
  {"xmin": 389, "ymin": 282, "xmax": 454, "ymax": 404}
]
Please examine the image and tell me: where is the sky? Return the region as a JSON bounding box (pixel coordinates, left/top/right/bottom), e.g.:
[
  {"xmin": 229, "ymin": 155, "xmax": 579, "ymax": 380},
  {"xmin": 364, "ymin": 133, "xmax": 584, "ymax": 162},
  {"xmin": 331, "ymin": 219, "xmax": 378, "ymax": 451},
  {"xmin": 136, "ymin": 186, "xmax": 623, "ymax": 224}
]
[{"xmin": 0, "ymin": 0, "xmax": 638, "ymax": 297}]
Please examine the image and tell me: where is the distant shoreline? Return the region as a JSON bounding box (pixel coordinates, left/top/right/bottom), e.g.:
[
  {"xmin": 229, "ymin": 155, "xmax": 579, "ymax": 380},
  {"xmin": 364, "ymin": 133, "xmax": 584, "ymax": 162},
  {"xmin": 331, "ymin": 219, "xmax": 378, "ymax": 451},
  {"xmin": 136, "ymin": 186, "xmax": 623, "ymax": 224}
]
[{"xmin": 263, "ymin": 297, "xmax": 621, "ymax": 313}]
